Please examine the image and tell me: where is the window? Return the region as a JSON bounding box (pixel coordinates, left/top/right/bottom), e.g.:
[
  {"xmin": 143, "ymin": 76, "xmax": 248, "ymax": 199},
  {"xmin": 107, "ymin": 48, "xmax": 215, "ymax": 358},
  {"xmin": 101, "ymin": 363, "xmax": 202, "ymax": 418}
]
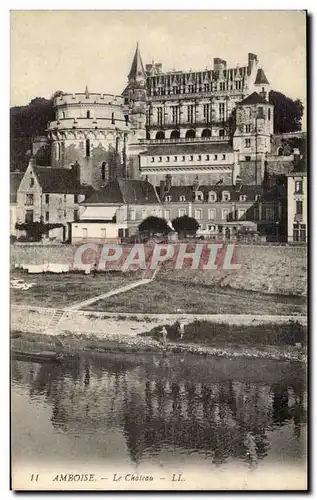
[
  {"xmin": 188, "ymin": 84, "xmax": 194, "ymax": 93},
  {"xmin": 165, "ymin": 195, "xmax": 171, "ymax": 202},
  {"xmin": 56, "ymin": 142, "xmax": 61, "ymax": 161},
  {"xmin": 220, "ymin": 82, "xmax": 226, "ymax": 91},
  {"xmin": 196, "ymin": 192, "xmax": 204, "ymax": 201},
  {"xmin": 74, "ymin": 194, "xmax": 78, "ymax": 203},
  {"xmin": 100, "ymin": 228, "xmax": 106, "ymax": 240},
  {"xmin": 255, "ymin": 194, "xmax": 261, "ymax": 201},
  {"xmin": 206, "ymin": 155, "xmax": 210, "ymax": 161},
  {"xmin": 203, "ymin": 104, "xmax": 210, "ymax": 121},
  {"xmin": 295, "ymin": 180, "xmax": 303, "ymax": 194},
  {"xmin": 265, "ymin": 208, "xmax": 273, "ymax": 220},
  {"xmin": 86, "ymin": 138, "xmax": 90, "ymax": 157},
  {"xmin": 235, "ymin": 80, "xmax": 241, "ymax": 90},
  {"xmin": 159, "ymin": 157, "xmax": 162, "ymax": 162},
  {"xmin": 219, "ymin": 102, "xmax": 225, "ymax": 120},
  {"xmin": 179, "ymin": 195, "xmax": 186, "ymax": 201},
  {"xmin": 208, "ymin": 225, "xmax": 216, "ymax": 231},
  {"xmin": 187, "ymin": 105, "xmax": 194, "ymax": 123},
  {"xmin": 45, "ymin": 194, "xmax": 49, "ymax": 204},
  {"xmin": 157, "ymin": 108, "xmax": 163, "ymax": 126},
  {"xmin": 182, "ymin": 156, "xmax": 185, "ymax": 161},
  {"xmin": 239, "ymin": 195, "xmax": 247, "ymax": 201},
  {"xmin": 25, "ymin": 194, "xmax": 34, "ymax": 206},
  {"xmin": 151, "ymin": 157, "xmax": 155, "ymax": 163},
  {"xmin": 246, "ymin": 108, "xmax": 251, "ymax": 119},
  {"xmin": 179, "ymin": 208, "xmax": 187, "ymax": 217},
  {"xmin": 86, "ymin": 110, "xmax": 91, "ymax": 118},
  {"xmin": 204, "ymin": 84, "xmax": 210, "ymax": 92},
  {"xmin": 171, "ymin": 106, "xmax": 178, "ymax": 124},
  {"xmin": 190, "ymin": 155, "xmax": 193, "ymax": 161},
  {"xmin": 74, "ymin": 209, "xmax": 79, "ymax": 221},
  {"xmin": 165, "ymin": 209, "xmax": 171, "ymax": 219},
  {"xmin": 245, "ymin": 124, "xmax": 251, "ymax": 133},
  {"xmin": 208, "ymin": 191, "xmax": 217, "ymax": 202},
  {"xmin": 64, "ymin": 210, "xmax": 67, "ymax": 218},
  {"xmin": 238, "ymin": 209, "xmax": 246, "ymax": 219},
  {"xmin": 222, "ymin": 191, "xmax": 230, "ymax": 201},
  {"xmin": 222, "ymin": 209, "xmax": 229, "ymax": 220},
  {"xmin": 82, "ymin": 228, "xmax": 88, "ymax": 240},
  {"xmin": 129, "ymin": 209, "xmax": 136, "ymax": 220},
  {"xmin": 198, "ymin": 155, "xmax": 201, "ymax": 161},
  {"xmin": 45, "ymin": 211, "xmax": 49, "ymax": 222},
  {"xmin": 25, "ymin": 210, "xmax": 33, "ymax": 223},
  {"xmin": 296, "ymin": 200, "xmax": 303, "ymax": 215},
  {"xmin": 111, "ymin": 112, "xmax": 115, "ymax": 124},
  {"xmin": 214, "ymin": 154, "xmax": 218, "ymax": 160},
  {"xmin": 101, "ymin": 162, "xmax": 107, "ymax": 181},
  {"xmin": 64, "ymin": 194, "xmax": 67, "ymax": 202},
  {"xmin": 166, "ymin": 156, "xmax": 170, "ymax": 162},
  {"xmin": 245, "ymin": 138, "xmax": 251, "ymax": 148},
  {"xmin": 245, "ymin": 155, "xmax": 251, "ymax": 161},
  {"xmin": 222, "ymin": 154, "xmax": 226, "ymax": 160},
  {"xmin": 219, "ymin": 129, "xmax": 225, "ymax": 137},
  {"xmin": 194, "ymin": 209, "xmax": 202, "ymax": 220},
  {"xmin": 174, "ymin": 156, "xmax": 177, "ymax": 161},
  {"xmin": 293, "ymin": 223, "xmax": 306, "ymax": 242},
  {"xmin": 258, "ymin": 106, "xmax": 264, "ymax": 118},
  {"xmin": 29, "ymin": 177, "xmax": 34, "ymax": 188},
  {"xmin": 268, "ymin": 108, "xmax": 271, "ymax": 121},
  {"xmin": 208, "ymin": 208, "xmax": 216, "ymax": 220}
]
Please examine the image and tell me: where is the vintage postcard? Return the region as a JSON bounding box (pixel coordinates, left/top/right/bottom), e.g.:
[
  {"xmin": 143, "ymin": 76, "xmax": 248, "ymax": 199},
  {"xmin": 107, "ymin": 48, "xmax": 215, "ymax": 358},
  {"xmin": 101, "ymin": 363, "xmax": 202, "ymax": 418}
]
[{"xmin": 10, "ymin": 10, "xmax": 307, "ymax": 491}]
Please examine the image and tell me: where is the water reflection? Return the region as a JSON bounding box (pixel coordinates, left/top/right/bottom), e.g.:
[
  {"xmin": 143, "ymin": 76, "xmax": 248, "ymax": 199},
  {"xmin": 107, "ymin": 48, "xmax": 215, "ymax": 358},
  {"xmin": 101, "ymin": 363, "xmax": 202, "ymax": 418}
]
[{"xmin": 11, "ymin": 354, "xmax": 306, "ymax": 468}]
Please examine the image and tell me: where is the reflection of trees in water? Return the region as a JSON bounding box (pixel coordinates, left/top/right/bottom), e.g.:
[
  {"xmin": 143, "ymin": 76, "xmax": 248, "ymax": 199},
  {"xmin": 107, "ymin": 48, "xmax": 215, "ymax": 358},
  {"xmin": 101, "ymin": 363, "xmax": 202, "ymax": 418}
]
[{"xmin": 12, "ymin": 357, "xmax": 307, "ymax": 465}]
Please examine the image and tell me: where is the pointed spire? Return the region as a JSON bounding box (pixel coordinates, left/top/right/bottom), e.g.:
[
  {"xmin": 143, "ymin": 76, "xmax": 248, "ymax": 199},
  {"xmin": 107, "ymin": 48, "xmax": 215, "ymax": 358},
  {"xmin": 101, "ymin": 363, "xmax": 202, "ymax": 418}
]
[
  {"xmin": 85, "ymin": 85, "xmax": 89, "ymax": 98},
  {"xmin": 128, "ymin": 42, "xmax": 145, "ymax": 79}
]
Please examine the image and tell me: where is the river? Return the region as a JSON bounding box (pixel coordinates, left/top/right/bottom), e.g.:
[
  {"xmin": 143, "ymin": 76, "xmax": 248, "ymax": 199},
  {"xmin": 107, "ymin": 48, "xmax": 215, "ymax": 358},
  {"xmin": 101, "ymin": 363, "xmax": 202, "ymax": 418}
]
[{"xmin": 11, "ymin": 352, "xmax": 307, "ymax": 490}]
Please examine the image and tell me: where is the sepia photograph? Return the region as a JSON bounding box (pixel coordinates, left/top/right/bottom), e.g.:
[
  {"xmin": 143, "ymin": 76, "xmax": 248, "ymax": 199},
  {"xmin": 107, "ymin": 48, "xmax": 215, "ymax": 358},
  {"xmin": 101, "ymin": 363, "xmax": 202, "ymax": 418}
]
[{"xmin": 10, "ymin": 10, "xmax": 307, "ymax": 491}]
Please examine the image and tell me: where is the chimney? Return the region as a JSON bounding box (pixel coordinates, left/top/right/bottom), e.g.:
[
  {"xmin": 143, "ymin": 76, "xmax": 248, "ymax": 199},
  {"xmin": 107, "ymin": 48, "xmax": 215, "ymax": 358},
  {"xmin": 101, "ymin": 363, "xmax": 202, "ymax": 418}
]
[
  {"xmin": 248, "ymin": 53, "xmax": 258, "ymax": 74},
  {"xmin": 165, "ymin": 174, "xmax": 172, "ymax": 192},
  {"xmin": 160, "ymin": 180, "xmax": 165, "ymax": 199}
]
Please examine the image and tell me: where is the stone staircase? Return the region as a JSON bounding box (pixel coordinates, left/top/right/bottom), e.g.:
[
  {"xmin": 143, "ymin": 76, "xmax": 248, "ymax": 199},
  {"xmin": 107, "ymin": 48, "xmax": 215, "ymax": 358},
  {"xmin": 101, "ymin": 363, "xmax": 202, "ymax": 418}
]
[{"xmin": 45, "ymin": 309, "xmax": 65, "ymax": 333}]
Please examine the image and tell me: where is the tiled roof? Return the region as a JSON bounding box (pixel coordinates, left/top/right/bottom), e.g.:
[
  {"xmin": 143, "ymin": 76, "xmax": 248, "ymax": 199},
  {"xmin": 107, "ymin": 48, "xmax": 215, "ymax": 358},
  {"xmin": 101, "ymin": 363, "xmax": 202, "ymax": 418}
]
[
  {"xmin": 157, "ymin": 183, "xmax": 263, "ymax": 202},
  {"xmin": 239, "ymin": 92, "xmax": 270, "ymax": 106},
  {"xmin": 10, "ymin": 172, "xmax": 24, "ymax": 203},
  {"xmin": 255, "ymin": 68, "xmax": 270, "ymax": 85},
  {"xmin": 128, "ymin": 43, "xmax": 146, "ymax": 79},
  {"xmin": 140, "ymin": 142, "xmax": 233, "ymax": 156},
  {"xmin": 33, "ymin": 166, "xmax": 87, "ymax": 194},
  {"xmin": 84, "ymin": 178, "xmax": 161, "ymax": 205}
]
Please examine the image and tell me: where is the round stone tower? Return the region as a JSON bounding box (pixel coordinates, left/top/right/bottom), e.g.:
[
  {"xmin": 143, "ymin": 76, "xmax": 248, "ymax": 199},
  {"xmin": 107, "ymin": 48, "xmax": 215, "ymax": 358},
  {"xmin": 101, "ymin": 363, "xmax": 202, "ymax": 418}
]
[{"xmin": 47, "ymin": 88, "xmax": 130, "ymax": 189}]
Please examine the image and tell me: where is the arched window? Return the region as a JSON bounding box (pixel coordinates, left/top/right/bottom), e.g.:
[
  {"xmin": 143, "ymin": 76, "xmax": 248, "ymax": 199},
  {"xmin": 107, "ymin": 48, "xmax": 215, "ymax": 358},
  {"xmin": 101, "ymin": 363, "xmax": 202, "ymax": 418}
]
[
  {"xmin": 219, "ymin": 129, "xmax": 225, "ymax": 137},
  {"xmin": 156, "ymin": 131, "xmax": 165, "ymax": 140},
  {"xmin": 195, "ymin": 191, "xmax": 204, "ymax": 201},
  {"xmin": 185, "ymin": 129, "xmax": 196, "ymax": 139},
  {"xmin": 165, "ymin": 195, "xmax": 171, "ymax": 202},
  {"xmin": 179, "ymin": 195, "xmax": 186, "ymax": 201},
  {"xmin": 101, "ymin": 162, "xmax": 107, "ymax": 181},
  {"xmin": 201, "ymin": 128, "xmax": 211, "ymax": 138},
  {"xmin": 86, "ymin": 139, "xmax": 90, "ymax": 158},
  {"xmin": 86, "ymin": 110, "xmax": 91, "ymax": 118},
  {"xmin": 208, "ymin": 191, "xmax": 217, "ymax": 202},
  {"xmin": 170, "ymin": 130, "xmax": 180, "ymax": 139},
  {"xmin": 240, "ymin": 195, "xmax": 247, "ymax": 201}
]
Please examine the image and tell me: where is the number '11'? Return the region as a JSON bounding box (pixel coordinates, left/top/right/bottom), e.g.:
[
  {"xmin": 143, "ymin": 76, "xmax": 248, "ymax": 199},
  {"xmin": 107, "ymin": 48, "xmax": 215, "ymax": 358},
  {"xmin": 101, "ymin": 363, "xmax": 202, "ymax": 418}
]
[{"xmin": 31, "ymin": 474, "xmax": 39, "ymax": 482}]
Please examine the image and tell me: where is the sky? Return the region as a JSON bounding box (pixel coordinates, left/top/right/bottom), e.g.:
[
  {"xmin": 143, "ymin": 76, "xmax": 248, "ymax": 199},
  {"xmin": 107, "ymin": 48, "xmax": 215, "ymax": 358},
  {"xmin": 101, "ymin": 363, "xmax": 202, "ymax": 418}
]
[{"xmin": 10, "ymin": 10, "xmax": 306, "ymax": 119}]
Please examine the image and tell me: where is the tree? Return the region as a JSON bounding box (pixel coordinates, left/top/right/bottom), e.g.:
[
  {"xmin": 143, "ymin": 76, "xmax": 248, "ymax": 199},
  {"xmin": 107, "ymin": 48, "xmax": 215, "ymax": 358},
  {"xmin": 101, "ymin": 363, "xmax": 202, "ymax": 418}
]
[
  {"xmin": 269, "ymin": 90, "xmax": 304, "ymax": 134},
  {"xmin": 15, "ymin": 221, "xmax": 64, "ymax": 241},
  {"xmin": 138, "ymin": 216, "xmax": 170, "ymax": 236},
  {"xmin": 172, "ymin": 215, "xmax": 199, "ymax": 236}
]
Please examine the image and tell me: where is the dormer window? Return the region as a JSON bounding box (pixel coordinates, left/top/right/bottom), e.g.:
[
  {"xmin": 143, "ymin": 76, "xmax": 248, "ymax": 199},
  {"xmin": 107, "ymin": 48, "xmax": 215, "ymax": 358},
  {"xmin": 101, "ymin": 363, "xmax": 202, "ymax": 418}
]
[
  {"xmin": 198, "ymin": 155, "xmax": 201, "ymax": 161},
  {"xmin": 165, "ymin": 195, "xmax": 171, "ymax": 202},
  {"xmin": 240, "ymin": 195, "xmax": 247, "ymax": 202},
  {"xmin": 29, "ymin": 177, "xmax": 34, "ymax": 188},
  {"xmin": 222, "ymin": 191, "xmax": 231, "ymax": 202},
  {"xmin": 151, "ymin": 157, "xmax": 155, "ymax": 163},
  {"xmin": 208, "ymin": 191, "xmax": 217, "ymax": 202},
  {"xmin": 159, "ymin": 156, "xmax": 162, "ymax": 162},
  {"xmin": 180, "ymin": 195, "xmax": 186, "ymax": 202},
  {"xmin": 206, "ymin": 155, "xmax": 210, "ymax": 161},
  {"xmin": 174, "ymin": 156, "xmax": 177, "ymax": 161},
  {"xmin": 214, "ymin": 154, "xmax": 218, "ymax": 160},
  {"xmin": 196, "ymin": 191, "xmax": 204, "ymax": 202},
  {"xmin": 166, "ymin": 156, "xmax": 170, "ymax": 162},
  {"xmin": 255, "ymin": 194, "xmax": 261, "ymax": 201},
  {"xmin": 190, "ymin": 155, "xmax": 194, "ymax": 161}
]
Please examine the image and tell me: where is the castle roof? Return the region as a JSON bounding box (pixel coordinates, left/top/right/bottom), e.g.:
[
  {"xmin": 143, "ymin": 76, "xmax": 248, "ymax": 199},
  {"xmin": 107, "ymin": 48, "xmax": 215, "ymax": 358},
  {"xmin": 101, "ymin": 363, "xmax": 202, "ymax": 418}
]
[
  {"xmin": 239, "ymin": 92, "xmax": 270, "ymax": 106},
  {"xmin": 140, "ymin": 142, "xmax": 232, "ymax": 156},
  {"xmin": 255, "ymin": 68, "xmax": 270, "ymax": 85},
  {"xmin": 32, "ymin": 166, "xmax": 89, "ymax": 194},
  {"xmin": 83, "ymin": 178, "xmax": 161, "ymax": 205},
  {"xmin": 10, "ymin": 172, "xmax": 24, "ymax": 203},
  {"xmin": 128, "ymin": 43, "xmax": 146, "ymax": 79}
]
